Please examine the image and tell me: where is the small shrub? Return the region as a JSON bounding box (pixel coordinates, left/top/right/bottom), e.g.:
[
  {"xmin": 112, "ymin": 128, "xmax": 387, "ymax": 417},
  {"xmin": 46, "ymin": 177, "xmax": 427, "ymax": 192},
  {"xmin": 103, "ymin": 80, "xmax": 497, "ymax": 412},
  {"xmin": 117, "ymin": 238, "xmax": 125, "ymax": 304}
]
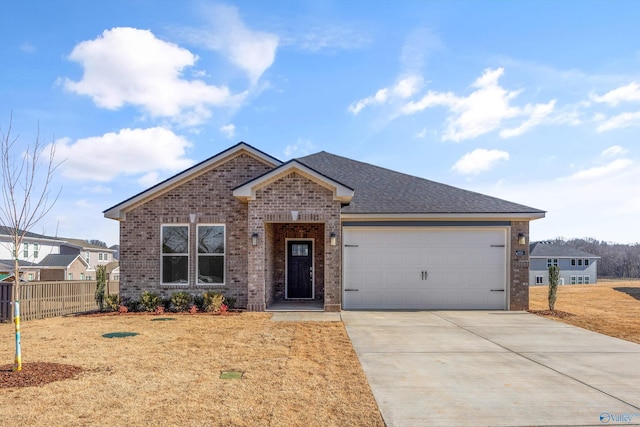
[
  {"xmin": 171, "ymin": 292, "xmax": 193, "ymax": 312},
  {"xmin": 203, "ymin": 291, "xmax": 224, "ymax": 312},
  {"xmin": 192, "ymin": 295, "xmax": 205, "ymax": 311},
  {"xmin": 105, "ymin": 294, "xmax": 120, "ymax": 311},
  {"xmin": 219, "ymin": 304, "xmax": 228, "ymax": 314},
  {"xmin": 224, "ymin": 296, "xmax": 237, "ymax": 310},
  {"xmin": 162, "ymin": 297, "xmax": 172, "ymax": 311},
  {"xmin": 548, "ymin": 265, "xmax": 560, "ymax": 311},
  {"xmin": 123, "ymin": 298, "xmax": 140, "ymax": 312},
  {"xmin": 118, "ymin": 305, "xmax": 129, "ymax": 314},
  {"xmin": 140, "ymin": 291, "xmax": 162, "ymax": 312},
  {"xmin": 189, "ymin": 305, "xmax": 199, "ymax": 315},
  {"xmin": 95, "ymin": 265, "xmax": 107, "ymax": 311},
  {"xmin": 154, "ymin": 306, "xmax": 165, "ymax": 315}
]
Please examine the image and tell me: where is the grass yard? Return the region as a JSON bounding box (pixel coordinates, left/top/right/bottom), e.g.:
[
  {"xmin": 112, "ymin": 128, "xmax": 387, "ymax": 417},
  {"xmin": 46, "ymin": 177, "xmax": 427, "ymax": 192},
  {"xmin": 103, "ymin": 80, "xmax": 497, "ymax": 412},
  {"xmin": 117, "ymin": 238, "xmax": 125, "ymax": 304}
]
[
  {"xmin": 529, "ymin": 279, "xmax": 640, "ymax": 344},
  {"xmin": 0, "ymin": 313, "xmax": 384, "ymax": 427}
]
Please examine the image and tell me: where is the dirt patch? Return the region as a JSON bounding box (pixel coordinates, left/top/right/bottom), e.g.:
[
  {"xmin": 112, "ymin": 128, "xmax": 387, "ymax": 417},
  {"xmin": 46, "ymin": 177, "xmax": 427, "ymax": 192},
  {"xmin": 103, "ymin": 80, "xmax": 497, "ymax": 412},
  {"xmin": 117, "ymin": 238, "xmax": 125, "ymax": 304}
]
[
  {"xmin": 527, "ymin": 309, "xmax": 575, "ymax": 319},
  {"xmin": 529, "ymin": 280, "xmax": 640, "ymax": 344},
  {"xmin": 0, "ymin": 312, "xmax": 384, "ymax": 426},
  {"xmin": 0, "ymin": 363, "xmax": 83, "ymax": 388}
]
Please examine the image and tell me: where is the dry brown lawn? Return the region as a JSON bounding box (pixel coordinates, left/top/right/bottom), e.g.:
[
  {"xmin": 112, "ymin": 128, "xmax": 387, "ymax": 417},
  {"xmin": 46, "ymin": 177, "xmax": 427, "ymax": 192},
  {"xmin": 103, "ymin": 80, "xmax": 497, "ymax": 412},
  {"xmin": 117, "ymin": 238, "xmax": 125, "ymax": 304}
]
[
  {"xmin": 0, "ymin": 313, "xmax": 384, "ymax": 427},
  {"xmin": 529, "ymin": 279, "xmax": 640, "ymax": 344}
]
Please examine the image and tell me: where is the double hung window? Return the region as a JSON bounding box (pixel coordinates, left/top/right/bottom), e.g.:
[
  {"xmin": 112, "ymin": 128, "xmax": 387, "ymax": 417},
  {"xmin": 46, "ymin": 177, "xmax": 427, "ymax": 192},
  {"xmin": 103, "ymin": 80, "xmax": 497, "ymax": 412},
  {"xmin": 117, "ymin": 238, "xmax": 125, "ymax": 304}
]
[
  {"xmin": 197, "ymin": 225, "xmax": 225, "ymax": 284},
  {"xmin": 162, "ymin": 225, "xmax": 189, "ymax": 284}
]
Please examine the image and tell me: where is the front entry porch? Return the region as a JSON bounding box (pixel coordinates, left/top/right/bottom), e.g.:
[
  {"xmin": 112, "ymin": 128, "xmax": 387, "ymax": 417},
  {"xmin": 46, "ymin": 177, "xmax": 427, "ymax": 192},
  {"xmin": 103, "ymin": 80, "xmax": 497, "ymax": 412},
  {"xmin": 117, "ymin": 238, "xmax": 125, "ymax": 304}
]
[{"xmin": 264, "ymin": 222, "xmax": 326, "ymax": 309}]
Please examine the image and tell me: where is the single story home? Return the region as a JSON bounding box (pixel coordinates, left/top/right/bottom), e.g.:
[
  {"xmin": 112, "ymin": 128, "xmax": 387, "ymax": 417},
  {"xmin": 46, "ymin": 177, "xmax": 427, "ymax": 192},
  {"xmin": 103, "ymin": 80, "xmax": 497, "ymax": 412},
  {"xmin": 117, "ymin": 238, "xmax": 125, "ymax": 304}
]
[
  {"xmin": 104, "ymin": 143, "xmax": 545, "ymax": 311},
  {"xmin": 38, "ymin": 254, "xmax": 93, "ymax": 281},
  {"xmin": 529, "ymin": 241, "xmax": 599, "ymax": 285}
]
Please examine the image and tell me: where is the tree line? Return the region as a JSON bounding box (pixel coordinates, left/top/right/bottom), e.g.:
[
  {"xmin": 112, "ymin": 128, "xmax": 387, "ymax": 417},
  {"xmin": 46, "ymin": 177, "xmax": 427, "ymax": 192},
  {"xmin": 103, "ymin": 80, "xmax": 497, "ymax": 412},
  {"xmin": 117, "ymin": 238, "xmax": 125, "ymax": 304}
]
[{"xmin": 549, "ymin": 238, "xmax": 640, "ymax": 279}]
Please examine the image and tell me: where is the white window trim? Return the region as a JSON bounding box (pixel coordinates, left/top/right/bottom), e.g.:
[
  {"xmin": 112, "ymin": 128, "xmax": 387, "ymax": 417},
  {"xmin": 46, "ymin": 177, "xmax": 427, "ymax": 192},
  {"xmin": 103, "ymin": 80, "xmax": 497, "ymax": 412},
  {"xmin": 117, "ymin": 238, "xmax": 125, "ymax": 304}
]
[
  {"xmin": 196, "ymin": 224, "xmax": 226, "ymax": 286},
  {"xmin": 161, "ymin": 224, "xmax": 190, "ymax": 286}
]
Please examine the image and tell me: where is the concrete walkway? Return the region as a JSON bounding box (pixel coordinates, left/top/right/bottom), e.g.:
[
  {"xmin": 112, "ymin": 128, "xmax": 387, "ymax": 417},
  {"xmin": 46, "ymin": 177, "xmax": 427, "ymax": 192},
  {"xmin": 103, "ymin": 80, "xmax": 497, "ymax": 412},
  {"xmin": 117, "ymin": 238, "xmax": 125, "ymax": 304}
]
[{"xmin": 342, "ymin": 311, "xmax": 640, "ymax": 427}]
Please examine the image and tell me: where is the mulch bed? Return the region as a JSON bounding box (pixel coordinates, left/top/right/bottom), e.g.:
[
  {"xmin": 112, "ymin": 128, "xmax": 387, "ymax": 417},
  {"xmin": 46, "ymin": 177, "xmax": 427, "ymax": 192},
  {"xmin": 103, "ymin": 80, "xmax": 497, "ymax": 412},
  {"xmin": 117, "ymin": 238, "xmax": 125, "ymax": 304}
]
[
  {"xmin": 0, "ymin": 362, "xmax": 84, "ymax": 388},
  {"xmin": 528, "ymin": 309, "xmax": 575, "ymax": 319}
]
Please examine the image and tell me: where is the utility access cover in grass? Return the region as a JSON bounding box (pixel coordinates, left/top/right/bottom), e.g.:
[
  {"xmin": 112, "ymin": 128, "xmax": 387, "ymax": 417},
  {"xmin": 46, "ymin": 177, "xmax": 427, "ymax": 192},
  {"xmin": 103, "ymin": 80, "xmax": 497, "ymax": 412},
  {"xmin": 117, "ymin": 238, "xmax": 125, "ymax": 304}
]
[
  {"xmin": 102, "ymin": 332, "xmax": 139, "ymax": 339},
  {"xmin": 151, "ymin": 318, "xmax": 176, "ymax": 321},
  {"xmin": 220, "ymin": 370, "xmax": 244, "ymax": 380}
]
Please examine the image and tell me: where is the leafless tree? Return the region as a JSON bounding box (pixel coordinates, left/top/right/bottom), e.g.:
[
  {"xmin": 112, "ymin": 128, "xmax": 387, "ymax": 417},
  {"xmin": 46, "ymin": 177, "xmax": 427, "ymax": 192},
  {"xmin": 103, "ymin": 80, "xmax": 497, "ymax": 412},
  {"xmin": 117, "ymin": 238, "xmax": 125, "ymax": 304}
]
[{"xmin": 0, "ymin": 114, "xmax": 61, "ymax": 371}]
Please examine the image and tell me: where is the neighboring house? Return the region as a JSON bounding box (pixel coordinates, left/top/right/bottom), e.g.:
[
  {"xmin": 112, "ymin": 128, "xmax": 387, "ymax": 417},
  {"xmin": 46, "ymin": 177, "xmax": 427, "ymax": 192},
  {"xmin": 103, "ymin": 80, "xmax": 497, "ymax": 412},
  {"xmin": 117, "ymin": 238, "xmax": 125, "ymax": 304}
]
[
  {"xmin": 0, "ymin": 226, "xmax": 65, "ymax": 265},
  {"xmin": 38, "ymin": 254, "xmax": 92, "ymax": 281},
  {"xmin": 59, "ymin": 238, "xmax": 117, "ymax": 277},
  {"xmin": 104, "ymin": 143, "xmax": 545, "ymax": 311},
  {"xmin": 105, "ymin": 261, "xmax": 120, "ymax": 281},
  {"xmin": 109, "ymin": 245, "xmax": 120, "ymax": 261},
  {"xmin": 529, "ymin": 241, "xmax": 600, "ymax": 285},
  {"xmin": 0, "ymin": 259, "xmax": 41, "ymax": 282}
]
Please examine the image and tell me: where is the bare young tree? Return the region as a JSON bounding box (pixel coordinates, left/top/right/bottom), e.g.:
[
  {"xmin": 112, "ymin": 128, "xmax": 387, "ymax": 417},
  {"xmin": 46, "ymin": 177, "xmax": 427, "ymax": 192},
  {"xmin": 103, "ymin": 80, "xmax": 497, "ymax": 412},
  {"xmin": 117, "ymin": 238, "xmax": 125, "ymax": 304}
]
[{"xmin": 0, "ymin": 114, "xmax": 60, "ymax": 371}]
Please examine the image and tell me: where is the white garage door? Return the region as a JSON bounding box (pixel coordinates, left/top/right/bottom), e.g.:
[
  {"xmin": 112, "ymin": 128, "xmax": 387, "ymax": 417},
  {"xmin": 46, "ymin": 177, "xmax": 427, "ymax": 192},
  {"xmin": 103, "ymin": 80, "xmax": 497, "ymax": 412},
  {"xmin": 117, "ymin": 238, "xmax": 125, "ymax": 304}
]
[{"xmin": 343, "ymin": 227, "xmax": 508, "ymax": 310}]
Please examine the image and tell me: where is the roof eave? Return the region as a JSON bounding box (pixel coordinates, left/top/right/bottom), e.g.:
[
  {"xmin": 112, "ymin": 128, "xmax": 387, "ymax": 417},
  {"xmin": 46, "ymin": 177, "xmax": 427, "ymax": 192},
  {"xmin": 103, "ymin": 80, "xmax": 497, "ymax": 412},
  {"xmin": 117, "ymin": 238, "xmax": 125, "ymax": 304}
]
[
  {"xmin": 104, "ymin": 142, "xmax": 282, "ymax": 220},
  {"xmin": 341, "ymin": 212, "xmax": 546, "ymax": 221},
  {"xmin": 233, "ymin": 161, "xmax": 354, "ymax": 203}
]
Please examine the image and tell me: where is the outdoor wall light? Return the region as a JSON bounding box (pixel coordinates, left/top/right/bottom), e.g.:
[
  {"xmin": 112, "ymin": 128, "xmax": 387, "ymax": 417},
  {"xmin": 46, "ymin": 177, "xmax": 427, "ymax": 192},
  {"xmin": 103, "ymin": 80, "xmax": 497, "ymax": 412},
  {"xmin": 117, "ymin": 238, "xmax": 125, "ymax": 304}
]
[
  {"xmin": 251, "ymin": 233, "xmax": 258, "ymax": 246},
  {"xmin": 330, "ymin": 232, "xmax": 337, "ymax": 246},
  {"xmin": 517, "ymin": 233, "xmax": 526, "ymax": 245},
  {"xmin": 291, "ymin": 210, "xmax": 299, "ymax": 221}
]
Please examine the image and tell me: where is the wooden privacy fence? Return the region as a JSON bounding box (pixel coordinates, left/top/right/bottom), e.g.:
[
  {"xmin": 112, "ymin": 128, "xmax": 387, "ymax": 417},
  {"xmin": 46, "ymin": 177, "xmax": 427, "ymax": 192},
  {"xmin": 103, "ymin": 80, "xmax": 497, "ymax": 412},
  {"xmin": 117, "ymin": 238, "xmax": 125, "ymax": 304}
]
[{"xmin": 0, "ymin": 280, "xmax": 119, "ymax": 322}]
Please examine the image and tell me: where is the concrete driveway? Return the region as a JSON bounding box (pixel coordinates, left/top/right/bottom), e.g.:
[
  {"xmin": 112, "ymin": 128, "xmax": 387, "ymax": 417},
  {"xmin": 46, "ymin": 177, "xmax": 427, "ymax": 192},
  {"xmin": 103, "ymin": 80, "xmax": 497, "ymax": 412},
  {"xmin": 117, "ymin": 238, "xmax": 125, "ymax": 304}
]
[{"xmin": 342, "ymin": 311, "xmax": 640, "ymax": 427}]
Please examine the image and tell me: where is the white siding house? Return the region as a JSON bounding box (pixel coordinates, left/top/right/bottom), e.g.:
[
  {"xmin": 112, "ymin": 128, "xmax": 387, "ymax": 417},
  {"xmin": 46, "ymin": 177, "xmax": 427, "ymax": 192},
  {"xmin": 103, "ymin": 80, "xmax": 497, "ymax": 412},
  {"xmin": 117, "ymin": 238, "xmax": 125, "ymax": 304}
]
[{"xmin": 529, "ymin": 242, "xmax": 599, "ymax": 286}]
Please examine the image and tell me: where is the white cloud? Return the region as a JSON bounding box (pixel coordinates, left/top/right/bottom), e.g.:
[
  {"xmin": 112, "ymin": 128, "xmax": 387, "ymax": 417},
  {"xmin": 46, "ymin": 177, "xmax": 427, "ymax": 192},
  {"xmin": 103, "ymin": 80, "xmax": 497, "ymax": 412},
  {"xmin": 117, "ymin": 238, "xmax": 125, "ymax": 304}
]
[
  {"xmin": 349, "ymin": 75, "xmax": 423, "ymax": 114},
  {"xmin": 401, "ymin": 68, "xmax": 555, "ymax": 142},
  {"xmin": 595, "ymin": 111, "xmax": 640, "ymax": 132},
  {"xmin": 601, "ymin": 145, "xmax": 627, "ymax": 157},
  {"xmin": 499, "ymin": 100, "xmax": 556, "ymax": 138},
  {"xmin": 53, "ymin": 127, "xmax": 193, "ymax": 182},
  {"xmin": 63, "ymin": 27, "xmax": 242, "ymax": 125},
  {"xmin": 452, "ymin": 149, "xmax": 509, "ymax": 175},
  {"xmin": 400, "ymin": 27, "xmax": 443, "ymax": 74},
  {"xmin": 20, "ymin": 42, "xmax": 36, "ymax": 53},
  {"xmin": 220, "ymin": 124, "xmax": 236, "ymax": 139},
  {"xmin": 568, "ymin": 159, "xmax": 633, "ymax": 180},
  {"xmin": 198, "ymin": 4, "xmax": 279, "ymax": 84},
  {"xmin": 591, "ymin": 82, "xmax": 640, "ymax": 106},
  {"xmin": 290, "ymin": 23, "xmax": 371, "ymax": 52},
  {"xmin": 475, "ymin": 160, "xmax": 640, "ymax": 243},
  {"xmin": 83, "ymin": 185, "xmax": 112, "ymax": 195},
  {"xmin": 283, "ymin": 139, "xmax": 316, "ymax": 159}
]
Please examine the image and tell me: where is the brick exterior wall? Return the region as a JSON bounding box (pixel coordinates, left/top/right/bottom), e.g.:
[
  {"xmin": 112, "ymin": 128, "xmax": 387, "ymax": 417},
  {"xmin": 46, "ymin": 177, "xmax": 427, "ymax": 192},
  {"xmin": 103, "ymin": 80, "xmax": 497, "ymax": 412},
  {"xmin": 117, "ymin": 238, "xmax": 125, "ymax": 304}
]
[
  {"xmin": 247, "ymin": 172, "xmax": 342, "ymax": 312},
  {"xmin": 510, "ymin": 220, "xmax": 530, "ymax": 310},
  {"xmin": 118, "ymin": 153, "xmax": 273, "ymax": 307}
]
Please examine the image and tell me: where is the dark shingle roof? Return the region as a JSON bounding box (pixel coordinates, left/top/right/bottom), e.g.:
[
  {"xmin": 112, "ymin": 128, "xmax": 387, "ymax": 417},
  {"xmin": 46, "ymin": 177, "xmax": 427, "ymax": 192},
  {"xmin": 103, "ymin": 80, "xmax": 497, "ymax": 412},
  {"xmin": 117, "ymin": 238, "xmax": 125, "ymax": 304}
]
[
  {"xmin": 0, "ymin": 226, "xmax": 53, "ymax": 240},
  {"xmin": 530, "ymin": 242, "xmax": 599, "ymax": 258},
  {"xmin": 296, "ymin": 151, "xmax": 544, "ymax": 215},
  {"xmin": 38, "ymin": 254, "xmax": 81, "ymax": 267}
]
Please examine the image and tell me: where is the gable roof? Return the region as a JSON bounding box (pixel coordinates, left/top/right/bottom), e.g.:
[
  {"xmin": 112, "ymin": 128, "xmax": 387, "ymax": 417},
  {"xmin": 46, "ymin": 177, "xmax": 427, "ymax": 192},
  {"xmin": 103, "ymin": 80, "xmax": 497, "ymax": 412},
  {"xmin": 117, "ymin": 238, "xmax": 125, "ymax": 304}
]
[
  {"xmin": 38, "ymin": 254, "xmax": 90, "ymax": 268},
  {"xmin": 529, "ymin": 242, "xmax": 600, "ymax": 258},
  {"xmin": 0, "ymin": 226, "xmax": 64, "ymax": 243},
  {"xmin": 233, "ymin": 160, "xmax": 354, "ymax": 203},
  {"xmin": 297, "ymin": 151, "xmax": 545, "ymax": 218},
  {"xmin": 60, "ymin": 238, "xmax": 116, "ymax": 252},
  {"xmin": 104, "ymin": 142, "xmax": 282, "ymax": 220}
]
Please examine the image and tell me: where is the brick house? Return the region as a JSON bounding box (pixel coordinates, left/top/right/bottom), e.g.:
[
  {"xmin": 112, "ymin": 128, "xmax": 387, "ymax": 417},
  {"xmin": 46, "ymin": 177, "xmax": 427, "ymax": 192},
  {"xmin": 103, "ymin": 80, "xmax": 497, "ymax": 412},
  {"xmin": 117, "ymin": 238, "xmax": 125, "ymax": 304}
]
[{"xmin": 104, "ymin": 143, "xmax": 545, "ymax": 311}]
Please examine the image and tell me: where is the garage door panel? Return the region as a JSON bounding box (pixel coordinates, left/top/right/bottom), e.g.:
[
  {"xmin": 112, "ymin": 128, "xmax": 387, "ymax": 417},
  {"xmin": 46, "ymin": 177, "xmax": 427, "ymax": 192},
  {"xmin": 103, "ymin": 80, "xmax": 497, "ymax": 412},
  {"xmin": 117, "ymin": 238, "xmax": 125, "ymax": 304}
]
[{"xmin": 343, "ymin": 228, "xmax": 507, "ymax": 310}]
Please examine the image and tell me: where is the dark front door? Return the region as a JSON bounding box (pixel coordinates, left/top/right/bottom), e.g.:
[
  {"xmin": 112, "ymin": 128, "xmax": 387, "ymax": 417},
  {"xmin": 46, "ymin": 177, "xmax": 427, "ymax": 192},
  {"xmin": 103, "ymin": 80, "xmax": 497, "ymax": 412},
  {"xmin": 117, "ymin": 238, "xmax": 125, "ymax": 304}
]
[{"xmin": 287, "ymin": 240, "xmax": 313, "ymax": 299}]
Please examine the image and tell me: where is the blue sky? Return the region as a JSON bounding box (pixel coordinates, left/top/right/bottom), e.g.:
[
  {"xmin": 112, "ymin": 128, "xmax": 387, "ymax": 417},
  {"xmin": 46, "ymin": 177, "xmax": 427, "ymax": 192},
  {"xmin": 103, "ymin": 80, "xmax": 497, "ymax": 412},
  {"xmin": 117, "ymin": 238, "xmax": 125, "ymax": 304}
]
[{"xmin": 2, "ymin": 0, "xmax": 639, "ymax": 246}]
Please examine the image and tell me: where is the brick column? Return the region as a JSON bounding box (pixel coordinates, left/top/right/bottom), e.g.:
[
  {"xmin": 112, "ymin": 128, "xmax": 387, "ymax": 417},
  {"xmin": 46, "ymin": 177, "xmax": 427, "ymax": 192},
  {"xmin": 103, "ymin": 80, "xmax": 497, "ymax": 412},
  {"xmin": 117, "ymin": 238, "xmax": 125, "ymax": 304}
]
[{"xmin": 510, "ymin": 221, "xmax": 530, "ymax": 310}]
